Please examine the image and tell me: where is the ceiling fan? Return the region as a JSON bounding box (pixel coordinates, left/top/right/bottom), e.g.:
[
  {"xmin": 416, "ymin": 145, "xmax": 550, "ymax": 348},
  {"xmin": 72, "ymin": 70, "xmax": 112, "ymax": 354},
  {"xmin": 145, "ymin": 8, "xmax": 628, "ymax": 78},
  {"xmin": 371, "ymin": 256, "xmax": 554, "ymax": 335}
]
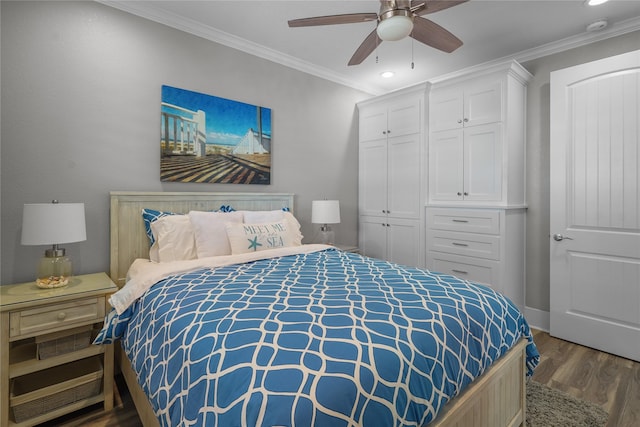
[{"xmin": 288, "ymin": 0, "xmax": 468, "ymax": 66}]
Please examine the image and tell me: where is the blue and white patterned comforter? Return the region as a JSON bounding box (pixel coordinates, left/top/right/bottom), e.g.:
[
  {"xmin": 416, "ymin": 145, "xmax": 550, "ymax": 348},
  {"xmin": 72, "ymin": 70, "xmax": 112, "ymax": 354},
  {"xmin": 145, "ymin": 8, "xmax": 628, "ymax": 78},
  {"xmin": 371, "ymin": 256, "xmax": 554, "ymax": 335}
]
[{"xmin": 96, "ymin": 248, "xmax": 539, "ymax": 427}]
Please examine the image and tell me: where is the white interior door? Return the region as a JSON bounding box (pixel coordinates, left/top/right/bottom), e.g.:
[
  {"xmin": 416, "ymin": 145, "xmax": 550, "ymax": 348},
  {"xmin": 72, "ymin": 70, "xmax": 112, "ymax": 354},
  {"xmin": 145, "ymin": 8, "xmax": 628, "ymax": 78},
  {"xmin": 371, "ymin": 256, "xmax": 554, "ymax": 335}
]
[{"xmin": 550, "ymin": 50, "xmax": 640, "ymax": 362}]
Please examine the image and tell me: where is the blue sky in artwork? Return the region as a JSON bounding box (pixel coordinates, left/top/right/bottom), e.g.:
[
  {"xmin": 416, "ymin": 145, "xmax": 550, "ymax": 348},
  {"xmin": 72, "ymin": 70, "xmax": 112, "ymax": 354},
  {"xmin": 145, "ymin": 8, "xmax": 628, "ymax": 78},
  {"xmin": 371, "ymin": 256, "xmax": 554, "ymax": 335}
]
[{"xmin": 161, "ymin": 85, "xmax": 271, "ymax": 146}]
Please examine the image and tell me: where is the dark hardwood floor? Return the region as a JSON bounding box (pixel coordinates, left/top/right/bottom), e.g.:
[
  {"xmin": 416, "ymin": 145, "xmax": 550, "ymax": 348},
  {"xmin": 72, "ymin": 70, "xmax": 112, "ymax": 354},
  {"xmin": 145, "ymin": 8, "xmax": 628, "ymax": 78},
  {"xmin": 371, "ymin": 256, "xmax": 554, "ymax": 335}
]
[
  {"xmin": 530, "ymin": 329, "xmax": 640, "ymax": 427},
  {"xmin": 36, "ymin": 329, "xmax": 639, "ymax": 427}
]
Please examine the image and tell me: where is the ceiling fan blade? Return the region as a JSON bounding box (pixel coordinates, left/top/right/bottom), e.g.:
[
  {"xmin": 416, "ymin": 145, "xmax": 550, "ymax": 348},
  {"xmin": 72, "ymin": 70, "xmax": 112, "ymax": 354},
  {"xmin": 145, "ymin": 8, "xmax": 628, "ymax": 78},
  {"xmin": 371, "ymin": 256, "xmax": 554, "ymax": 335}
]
[
  {"xmin": 288, "ymin": 13, "xmax": 377, "ymax": 27},
  {"xmin": 412, "ymin": 1, "xmax": 469, "ymax": 16},
  {"xmin": 410, "ymin": 16, "xmax": 463, "ymax": 53},
  {"xmin": 348, "ymin": 29, "xmax": 382, "ymax": 66}
]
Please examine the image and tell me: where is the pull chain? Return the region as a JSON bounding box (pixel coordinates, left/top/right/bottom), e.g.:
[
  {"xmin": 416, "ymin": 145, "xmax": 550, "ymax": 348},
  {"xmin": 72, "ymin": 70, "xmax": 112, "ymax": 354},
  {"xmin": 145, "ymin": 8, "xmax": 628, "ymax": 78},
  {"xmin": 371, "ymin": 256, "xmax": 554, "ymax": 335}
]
[{"xmin": 411, "ymin": 37, "xmax": 415, "ymax": 69}]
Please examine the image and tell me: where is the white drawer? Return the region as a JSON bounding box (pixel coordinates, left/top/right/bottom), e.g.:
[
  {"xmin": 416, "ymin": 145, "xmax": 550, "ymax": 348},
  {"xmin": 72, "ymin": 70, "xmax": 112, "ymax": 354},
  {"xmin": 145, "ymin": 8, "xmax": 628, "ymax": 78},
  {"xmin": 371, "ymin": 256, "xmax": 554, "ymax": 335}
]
[
  {"xmin": 428, "ymin": 230, "xmax": 500, "ymax": 260},
  {"xmin": 427, "ymin": 251, "xmax": 499, "ymax": 289},
  {"xmin": 427, "ymin": 208, "xmax": 500, "ymax": 234},
  {"xmin": 9, "ymin": 297, "xmax": 105, "ymax": 339}
]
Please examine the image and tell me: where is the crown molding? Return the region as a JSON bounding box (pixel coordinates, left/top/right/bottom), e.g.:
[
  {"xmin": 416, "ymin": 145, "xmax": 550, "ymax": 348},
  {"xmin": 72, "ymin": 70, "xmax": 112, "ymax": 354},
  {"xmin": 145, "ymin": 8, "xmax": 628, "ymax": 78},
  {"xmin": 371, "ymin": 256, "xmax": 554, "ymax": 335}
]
[
  {"xmin": 99, "ymin": 1, "xmax": 639, "ymax": 95},
  {"xmin": 97, "ymin": 1, "xmax": 383, "ymax": 95},
  {"xmin": 514, "ymin": 15, "xmax": 640, "ymax": 64},
  {"xmin": 428, "ymin": 16, "xmax": 640, "ymax": 85}
]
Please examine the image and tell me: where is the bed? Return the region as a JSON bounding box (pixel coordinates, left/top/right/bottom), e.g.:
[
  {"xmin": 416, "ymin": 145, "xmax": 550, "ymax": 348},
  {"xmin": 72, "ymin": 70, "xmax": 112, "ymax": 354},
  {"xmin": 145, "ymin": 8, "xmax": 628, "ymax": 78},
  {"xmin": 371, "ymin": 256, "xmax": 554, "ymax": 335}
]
[{"xmin": 99, "ymin": 191, "xmax": 539, "ymax": 427}]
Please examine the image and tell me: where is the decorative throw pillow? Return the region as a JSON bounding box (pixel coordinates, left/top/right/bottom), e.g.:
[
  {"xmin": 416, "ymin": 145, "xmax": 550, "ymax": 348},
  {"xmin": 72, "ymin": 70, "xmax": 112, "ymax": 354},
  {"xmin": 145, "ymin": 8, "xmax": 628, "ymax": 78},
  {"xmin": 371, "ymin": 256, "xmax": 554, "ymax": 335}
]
[
  {"xmin": 141, "ymin": 208, "xmax": 177, "ymax": 246},
  {"xmin": 241, "ymin": 210, "xmax": 303, "ymax": 245},
  {"xmin": 150, "ymin": 215, "xmax": 197, "ymax": 262},
  {"xmin": 226, "ymin": 221, "xmax": 294, "ymax": 254},
  {"xmin": 188, "ymin": 210, "xmax": 244, "ymax": 258}
]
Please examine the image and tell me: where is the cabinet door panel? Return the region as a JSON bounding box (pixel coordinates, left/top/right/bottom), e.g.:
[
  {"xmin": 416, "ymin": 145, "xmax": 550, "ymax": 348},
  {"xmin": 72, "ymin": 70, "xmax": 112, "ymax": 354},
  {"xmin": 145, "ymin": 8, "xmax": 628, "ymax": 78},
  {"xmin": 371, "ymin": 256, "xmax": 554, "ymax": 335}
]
[
  {"xmin": 429, "ymin": 130, "xmax": 464, "ymax": 201},
  {"xmin": 359, "ymin": 106, "xmax": 388, "ymax": 142},
  {"xmin": 387, "ymin": 135, "xmax": 421, "ymax": 218},
  {"xmin": 359, "ymin": 216, "xmax": 388, "ymax": 260},
  {"xmin": 387, "ymin": 218, "xmax": 421, "ymax": 267},
  {"xmin": 464, "ymin": 123, "xmax": 502, "ymax": 201},
  {"xmin": 388, "ymin": 97, "xmax": 421, "ymax": 137},
  {"xmin": 465, "ymin": 80, "xmax": 502, "ymax": 127},
  {"xmin": 430, "ymin": 88, "xmax": 463, "ymax": 132},
  {"xmin": 359, "ymin": 140, "xmax": 388, "ymax": 216}
]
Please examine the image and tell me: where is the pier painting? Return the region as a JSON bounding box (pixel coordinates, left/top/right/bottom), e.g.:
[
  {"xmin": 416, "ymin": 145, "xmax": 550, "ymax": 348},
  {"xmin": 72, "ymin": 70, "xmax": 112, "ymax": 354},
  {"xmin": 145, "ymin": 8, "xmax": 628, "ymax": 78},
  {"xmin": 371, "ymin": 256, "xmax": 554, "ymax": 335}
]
[{"xmin": 160, "ymin": 85, "xmax": 271, "ymax": 185}]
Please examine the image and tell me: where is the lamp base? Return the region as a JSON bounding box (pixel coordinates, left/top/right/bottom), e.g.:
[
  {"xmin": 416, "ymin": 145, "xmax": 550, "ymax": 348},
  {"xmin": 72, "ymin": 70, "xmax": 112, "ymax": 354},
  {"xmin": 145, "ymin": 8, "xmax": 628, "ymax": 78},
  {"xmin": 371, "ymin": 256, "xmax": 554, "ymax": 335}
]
[
  {"xmin": 36, "ymin": 253, "xmax": 72, "ymax": 289},
  {"xmin": 315, "ymin": 224, "xmax": 336, "ymax": 245}
]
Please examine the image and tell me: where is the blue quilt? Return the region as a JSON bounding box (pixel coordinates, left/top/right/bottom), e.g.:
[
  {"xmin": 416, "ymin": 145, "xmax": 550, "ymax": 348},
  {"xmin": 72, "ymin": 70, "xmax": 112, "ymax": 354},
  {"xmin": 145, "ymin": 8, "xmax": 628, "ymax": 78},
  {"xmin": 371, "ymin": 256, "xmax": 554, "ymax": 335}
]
[{"xmin": 96, "ymin": 249, "xmax": 539, "ymax": 426}]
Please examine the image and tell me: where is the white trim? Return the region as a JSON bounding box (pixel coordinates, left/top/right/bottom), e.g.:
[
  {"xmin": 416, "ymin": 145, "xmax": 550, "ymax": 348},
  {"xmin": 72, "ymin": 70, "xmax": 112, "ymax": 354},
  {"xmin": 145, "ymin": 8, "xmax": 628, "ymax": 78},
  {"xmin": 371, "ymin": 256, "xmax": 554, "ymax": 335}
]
[{"xmin": 524, "ymin": 306, "xmax": 550, "ymax": 332}]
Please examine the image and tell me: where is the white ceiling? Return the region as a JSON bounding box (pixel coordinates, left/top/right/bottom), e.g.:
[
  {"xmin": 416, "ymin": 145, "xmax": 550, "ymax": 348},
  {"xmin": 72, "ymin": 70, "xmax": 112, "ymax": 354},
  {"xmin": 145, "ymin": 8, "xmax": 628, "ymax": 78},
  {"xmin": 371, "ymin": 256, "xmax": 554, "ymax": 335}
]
[{"xmin": 103, "ymin": 1, "xmax": 640, "ymax": 95}]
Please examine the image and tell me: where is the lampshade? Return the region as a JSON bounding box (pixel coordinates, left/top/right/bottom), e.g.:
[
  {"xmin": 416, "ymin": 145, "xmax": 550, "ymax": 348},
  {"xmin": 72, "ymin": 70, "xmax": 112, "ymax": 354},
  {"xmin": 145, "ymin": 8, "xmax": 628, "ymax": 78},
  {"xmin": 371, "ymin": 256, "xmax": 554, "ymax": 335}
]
[
  {"xmin": 21, "ymin": 202, "xmax": 87, "ymax": 246},
  {"xmin": 311, "ymin": 200, "xmax": 341, "ymax": 225},
  {"xmin": 377, "ymin": 14, "xmax": 414, "ymax": 41}
]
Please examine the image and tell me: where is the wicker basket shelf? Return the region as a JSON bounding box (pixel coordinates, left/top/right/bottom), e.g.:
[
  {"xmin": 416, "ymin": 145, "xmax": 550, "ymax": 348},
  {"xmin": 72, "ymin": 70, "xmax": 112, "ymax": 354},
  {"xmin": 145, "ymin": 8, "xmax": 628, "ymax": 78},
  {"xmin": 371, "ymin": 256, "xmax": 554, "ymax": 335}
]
[
  {"xmin": 36, "ymin": 325, "xmax": 93, "ymax": 360},
  {"xmin": 10, "ymin": 357, "xmax": 103, "ymax": 423}
]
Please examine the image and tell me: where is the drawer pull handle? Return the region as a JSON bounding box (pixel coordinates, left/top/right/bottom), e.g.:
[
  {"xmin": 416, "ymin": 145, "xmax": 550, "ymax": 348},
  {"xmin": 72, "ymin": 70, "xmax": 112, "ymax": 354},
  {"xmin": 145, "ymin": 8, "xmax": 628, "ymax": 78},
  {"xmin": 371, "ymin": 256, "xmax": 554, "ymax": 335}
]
[
  {"xmin": 452, "ymin": 242, "xmax": 469, "ymax": 247},
  {"xmin": 452, "ymin": 269, "xmax": 468, "ymax": 275},
  {"xmin": 452, "ymin": 219, "xmax": 469, "ymax": 223},
  {"xmin": 57, "ymin": 312, "xmax": 67, "ymax": 320}
]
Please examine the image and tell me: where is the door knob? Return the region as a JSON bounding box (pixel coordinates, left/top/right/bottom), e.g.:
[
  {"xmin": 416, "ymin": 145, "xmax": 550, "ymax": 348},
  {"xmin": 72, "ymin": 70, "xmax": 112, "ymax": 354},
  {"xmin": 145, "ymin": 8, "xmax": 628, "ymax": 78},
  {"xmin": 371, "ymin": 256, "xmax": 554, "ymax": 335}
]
[{"xmin": 553, "ymin": 234, "xmax": 573, "ymax": 241}]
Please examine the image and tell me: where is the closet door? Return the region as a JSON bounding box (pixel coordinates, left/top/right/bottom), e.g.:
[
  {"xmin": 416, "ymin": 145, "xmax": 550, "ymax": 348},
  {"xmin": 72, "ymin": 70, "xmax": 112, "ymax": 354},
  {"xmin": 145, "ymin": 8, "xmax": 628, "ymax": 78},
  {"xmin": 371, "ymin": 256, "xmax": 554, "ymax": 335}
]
[{"xmin": 550, "ymin": 49, "xmax": 640, "ymax": 362}]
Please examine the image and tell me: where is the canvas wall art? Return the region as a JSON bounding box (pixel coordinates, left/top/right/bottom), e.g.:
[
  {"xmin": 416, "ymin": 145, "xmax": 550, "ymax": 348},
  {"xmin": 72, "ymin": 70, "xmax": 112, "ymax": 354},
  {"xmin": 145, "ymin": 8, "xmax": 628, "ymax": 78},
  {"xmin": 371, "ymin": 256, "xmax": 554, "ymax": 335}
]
[{"xmin": 160, "ymin": 85, "xmax": 271, "ymax": 184}]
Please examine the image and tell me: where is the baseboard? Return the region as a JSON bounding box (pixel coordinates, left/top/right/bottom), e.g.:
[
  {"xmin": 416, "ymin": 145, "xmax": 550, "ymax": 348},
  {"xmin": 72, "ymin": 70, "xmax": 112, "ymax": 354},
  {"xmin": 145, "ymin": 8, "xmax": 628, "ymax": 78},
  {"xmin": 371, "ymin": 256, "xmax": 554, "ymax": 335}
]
[{"xmin": 524, "ymin": 306, "xmax": 550, "ymax": 332}]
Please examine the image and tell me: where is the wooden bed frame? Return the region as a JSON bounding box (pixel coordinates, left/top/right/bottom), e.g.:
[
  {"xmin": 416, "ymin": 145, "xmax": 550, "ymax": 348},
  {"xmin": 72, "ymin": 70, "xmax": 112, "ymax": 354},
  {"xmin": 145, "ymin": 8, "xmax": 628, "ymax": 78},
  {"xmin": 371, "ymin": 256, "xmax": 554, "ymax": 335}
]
[{"xmin": 109, "ymin": 191, "xmax": 527, "ymax": 427}]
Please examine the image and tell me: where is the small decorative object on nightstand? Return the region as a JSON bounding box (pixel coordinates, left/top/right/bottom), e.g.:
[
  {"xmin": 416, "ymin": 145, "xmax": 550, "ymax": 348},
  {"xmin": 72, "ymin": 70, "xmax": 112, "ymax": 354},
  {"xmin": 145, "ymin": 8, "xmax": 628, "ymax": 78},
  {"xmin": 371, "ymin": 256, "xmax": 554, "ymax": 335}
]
[
  {"xmin": 20, "ymin": 201, "xmax": 86, "ymax": 289},
  {"xmin": 0, "ymin": 272, "xmax": 117, "ymax": 427},
  {"xmin": 311, "ymin": 200, "xmax": 341, "ymax": 245}
]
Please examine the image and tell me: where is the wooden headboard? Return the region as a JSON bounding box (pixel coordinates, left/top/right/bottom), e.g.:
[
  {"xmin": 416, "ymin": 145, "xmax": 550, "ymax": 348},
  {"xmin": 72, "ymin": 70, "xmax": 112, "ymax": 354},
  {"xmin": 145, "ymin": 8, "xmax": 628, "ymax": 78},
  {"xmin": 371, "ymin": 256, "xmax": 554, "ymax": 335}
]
[{"xmin": 109, "ymin": 191, "xmax": 295, "ymax": 286}]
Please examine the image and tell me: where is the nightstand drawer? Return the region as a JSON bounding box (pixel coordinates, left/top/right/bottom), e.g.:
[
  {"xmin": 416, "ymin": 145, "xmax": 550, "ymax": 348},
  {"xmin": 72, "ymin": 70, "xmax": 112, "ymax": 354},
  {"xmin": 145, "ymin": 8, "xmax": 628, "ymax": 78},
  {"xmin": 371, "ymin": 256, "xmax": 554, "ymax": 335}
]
[{"xmin": 9, "ymin": 297, "xmax": 105, "ymax": 339}]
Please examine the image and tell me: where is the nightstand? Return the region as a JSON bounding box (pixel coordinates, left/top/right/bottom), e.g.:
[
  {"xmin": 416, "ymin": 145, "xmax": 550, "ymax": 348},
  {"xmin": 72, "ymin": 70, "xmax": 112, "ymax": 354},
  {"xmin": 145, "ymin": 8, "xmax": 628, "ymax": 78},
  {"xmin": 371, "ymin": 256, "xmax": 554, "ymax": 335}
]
[
  {"xmin": 0, "ymin": 272, "xmax": 117, "ymax": 427},
  {"xmin": 335, "ymin": 244, "xmax": 360, "ymax": 254}
]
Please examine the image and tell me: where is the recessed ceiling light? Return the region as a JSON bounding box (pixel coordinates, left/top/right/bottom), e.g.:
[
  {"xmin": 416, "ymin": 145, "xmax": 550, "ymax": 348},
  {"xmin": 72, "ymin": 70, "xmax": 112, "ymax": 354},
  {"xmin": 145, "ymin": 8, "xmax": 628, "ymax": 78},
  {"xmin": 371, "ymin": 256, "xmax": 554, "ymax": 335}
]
[
  {"xmin": 585, "ymin": 0, "xmax": 609, "ymax": 6},
  {"xmin": 380, "ymin": 71, "xmax": 395, "ymax": 78}
]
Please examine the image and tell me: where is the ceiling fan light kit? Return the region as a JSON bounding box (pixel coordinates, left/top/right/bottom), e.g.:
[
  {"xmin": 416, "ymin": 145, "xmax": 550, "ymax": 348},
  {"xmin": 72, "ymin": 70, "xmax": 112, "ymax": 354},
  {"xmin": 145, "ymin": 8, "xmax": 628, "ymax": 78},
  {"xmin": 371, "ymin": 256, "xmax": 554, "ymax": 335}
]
[
  {"xmin": 376, "ymin": 11, "xmax": 414, "ymax": 41},
  {"xmin": 288, "ymin": 0, "xmax": 468, "ymax": 66}
]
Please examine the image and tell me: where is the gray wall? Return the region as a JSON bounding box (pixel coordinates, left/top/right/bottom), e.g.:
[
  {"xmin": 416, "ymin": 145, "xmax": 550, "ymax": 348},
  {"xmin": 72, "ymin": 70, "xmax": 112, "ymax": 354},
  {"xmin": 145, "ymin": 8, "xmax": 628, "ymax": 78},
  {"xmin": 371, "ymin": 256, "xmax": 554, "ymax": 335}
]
[
  {"xmin": 2, "ymin": 1, "xmax": 638, "ymax": 316},
  {"xmin": 1, "ymin": 1, "xmax": 370, "ymax": 284},
  {"xmin": 522, "ymin": 31, "xmax": 640, "ymax": 312}
]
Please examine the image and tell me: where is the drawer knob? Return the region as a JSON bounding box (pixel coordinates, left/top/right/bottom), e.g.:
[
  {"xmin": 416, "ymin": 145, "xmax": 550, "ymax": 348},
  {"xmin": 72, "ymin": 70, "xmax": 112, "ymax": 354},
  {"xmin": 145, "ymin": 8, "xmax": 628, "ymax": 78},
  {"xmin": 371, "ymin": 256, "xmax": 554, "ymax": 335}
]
[{"xmin": 57, "ymin": 312, "xmax": 67, "ymax": 320}]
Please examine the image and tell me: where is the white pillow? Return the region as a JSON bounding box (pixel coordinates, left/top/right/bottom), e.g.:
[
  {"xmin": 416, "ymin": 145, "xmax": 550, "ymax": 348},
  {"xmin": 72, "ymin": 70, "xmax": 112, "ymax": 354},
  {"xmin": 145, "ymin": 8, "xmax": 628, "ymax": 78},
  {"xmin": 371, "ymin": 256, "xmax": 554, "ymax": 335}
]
[
  {"xmin": 243, "ymin": 210, "xmax": 285, "ymax": 223},
  {"xmin": 242, "ymin": 210, "xmax": 303, "ymax": 245},
  {"xmin": 226, "ymin": 221, "xmax": 295, "ymax": 254},
  {"xmin": 188, "ymin": 210, "xmax": 244, "ymax": 258},
  {"xmin": 150, "ymin": 215, "xmax": 197, "ymax": 262}
]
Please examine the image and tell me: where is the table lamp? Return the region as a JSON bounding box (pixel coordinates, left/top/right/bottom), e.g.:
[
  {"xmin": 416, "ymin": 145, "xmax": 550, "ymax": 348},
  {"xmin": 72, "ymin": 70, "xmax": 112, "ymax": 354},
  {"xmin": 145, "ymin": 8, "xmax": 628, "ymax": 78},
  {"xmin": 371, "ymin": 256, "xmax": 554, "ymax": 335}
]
[
  {"xmin": 21, "ymin": 201, "xmax": 87, "ymax": 288},
  {"xmin": 311, "ymin": 200, "xmax": 340, "ymax": 245}
]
